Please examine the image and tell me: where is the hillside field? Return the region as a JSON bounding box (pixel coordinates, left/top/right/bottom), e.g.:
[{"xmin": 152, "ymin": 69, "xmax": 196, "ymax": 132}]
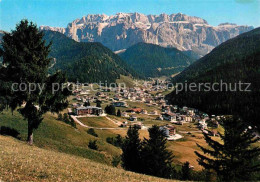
[{"xmin": 0, "ymin": 135, "xmax": 176, "ymax": 182}]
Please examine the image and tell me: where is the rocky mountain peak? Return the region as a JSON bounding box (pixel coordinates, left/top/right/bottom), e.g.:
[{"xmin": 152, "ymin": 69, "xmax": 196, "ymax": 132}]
[{"xmin": 40, "ymin": 12, "xmax": 254, "ymax": 55}]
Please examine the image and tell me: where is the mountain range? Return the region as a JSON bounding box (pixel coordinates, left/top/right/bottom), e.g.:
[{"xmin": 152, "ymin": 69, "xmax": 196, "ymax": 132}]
[
  {"xmin": 119, "ymin": 42, "xmax": 195, "ymax": 77},
  {"xmin": 40, "ymin": 12, "xmax": 254, "ymax": 56},
  {"xmin": 43, "ymin": 30, "xmax": 139, "ymax": 83},
  {"xmin": 167, "ymin": 27, "xmax": 260, "ymax": 130},
  {"xmin": 0, "ymin": 31, "xmax": 4, "ymax": 43}
]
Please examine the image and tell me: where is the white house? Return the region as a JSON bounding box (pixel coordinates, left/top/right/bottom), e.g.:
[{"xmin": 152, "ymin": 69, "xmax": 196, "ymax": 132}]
[
  {"xmin": 162, "ymin": 113, "xmax": 176, "ymax": 121},
  {"xmin": 129, "ymin": 115, "xmax": 138, "ymax": 121},
  {"xmin": 122, "ymin": 112, "xmax": 129, "ymax": 117}
]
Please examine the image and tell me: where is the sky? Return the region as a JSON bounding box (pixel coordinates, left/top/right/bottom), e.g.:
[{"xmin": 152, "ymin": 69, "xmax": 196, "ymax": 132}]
[{"xmin": 0, "ymin": 0, "xmax": 259, "ymax": 32}]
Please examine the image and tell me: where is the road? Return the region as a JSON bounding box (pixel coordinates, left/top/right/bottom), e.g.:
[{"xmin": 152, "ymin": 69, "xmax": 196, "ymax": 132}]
[{"xmin": 71, "ymin": 115, "xmax": 127, "ymax": 130}]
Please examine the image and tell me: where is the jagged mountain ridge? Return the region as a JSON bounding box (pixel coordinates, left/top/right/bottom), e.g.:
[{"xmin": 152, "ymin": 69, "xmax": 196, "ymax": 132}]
[{"xmin": 40, "ymin": 12, "xmax": 254, "ymax": 56}]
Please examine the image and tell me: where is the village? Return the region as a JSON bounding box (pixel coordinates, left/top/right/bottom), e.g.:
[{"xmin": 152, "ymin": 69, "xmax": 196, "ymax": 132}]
[{"xmin": 68, "ymin": 79, "xmax": 221, "ymax": 141}]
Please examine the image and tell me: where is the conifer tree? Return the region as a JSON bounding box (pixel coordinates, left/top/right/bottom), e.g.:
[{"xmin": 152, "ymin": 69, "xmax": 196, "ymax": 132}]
[
  {"xmin": 181, "ymin": 161, "xmax": 192, "ymax": 180},
  {"xmin": 195, "ymin": 116, "xmax": 260, "ymax": 181},
  {"xmin": 0, "ymin": 20, "xmax": 71, "ymax": 144},
  {"xmin": 141, "ymin": 125, "xmax": 175, "ymax": 178},
  {"xmin": 96, "ymin": 100, "xmax": 101, "ymax": 107},
  {"xmin": 117, "ymin": 109, "xmax": 121, "ymax": 117},
  {"xmin": 84, "ymin": 101, "xmax": 90, "ymax": 107},
  {"xmin": 121, "ymin": 125, "xmax": 142, "ymax": 173}
]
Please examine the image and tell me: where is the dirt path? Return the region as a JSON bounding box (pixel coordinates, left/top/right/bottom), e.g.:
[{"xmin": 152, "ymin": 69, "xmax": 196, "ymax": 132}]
[{"xmin": 71, "ymin": 115, "xmax": 126, "ymax": 130}]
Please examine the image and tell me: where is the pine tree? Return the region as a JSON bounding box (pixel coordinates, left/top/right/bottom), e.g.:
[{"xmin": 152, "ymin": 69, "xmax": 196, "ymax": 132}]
[
  {"xmin": 84, "ymin": 101, "xmax": 90, "ymax": 107},
  {"xmin": 195, "ymin": 116, "xmax": 260, "ymax": 181},
  {"xmin": 110, "ymin": 105, "xmax": 116, "ymax": 115},
  {"xmin": 0, "ymin": 20, "xmax": 71, "ymax": 144},
  {"xmin": 105, "ymin": 105, "xmax": 116, "ymax": 115},
  {"xmin": 181, "ymin": 161, "xmax": 192, "ymax": 180},
  {"xmin": 117, "ymin": 109, "xmax": 121, "ymax": 117},
  {"xmin": 121, "ymin": 125, "xmax": 142, "ymax": 173},
  {"xmin": 141, "ymin": 125, "xmax": 175, "ymax": 178},
  {"xmin": 105, "ymin": 105, "xmax": 110, "ymax": 114},
  {"xmin": 96, "ymin": 100, "xmax": 101, "ymax": 107}
]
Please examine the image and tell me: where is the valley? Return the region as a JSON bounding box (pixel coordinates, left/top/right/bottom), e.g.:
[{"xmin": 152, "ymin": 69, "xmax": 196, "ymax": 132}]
[{"xmin": 0, "ymin": 3, "xmax": 260, "ymax": 181}]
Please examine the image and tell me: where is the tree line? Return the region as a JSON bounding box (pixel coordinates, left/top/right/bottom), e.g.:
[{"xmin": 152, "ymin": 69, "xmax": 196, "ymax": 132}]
[{"xmin": 120, "ymin": 117, "xmax": 260, "ymax": 181}]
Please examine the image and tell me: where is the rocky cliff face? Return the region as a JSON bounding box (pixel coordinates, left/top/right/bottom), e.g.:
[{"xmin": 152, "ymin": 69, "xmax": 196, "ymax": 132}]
[{"xmin": 40, "ymin": 13, "xmax": 253, "ymax": 55}]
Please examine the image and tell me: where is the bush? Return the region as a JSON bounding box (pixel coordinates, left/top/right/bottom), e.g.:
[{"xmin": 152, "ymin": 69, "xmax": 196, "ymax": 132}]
[
  {"xmin": 63, "ymin": 113, "xmax": 70, "ymax": 123},
  {"xmin": 112, "ymin": 155, "xmax": 121, "ymax": 167},
  {"xmin": 0, "ymin": 126, "xmax": 21, "ymax": 139},
  {"xmin": 88, "ymin": 140, "xmax": 98, "ymax": 150},
  {"xmin": 87, "ymin": 128, "xmax": 98, "ymax": 137},
  {"xmin": 106, "ymin": 134, "xmax": 123, "ymax": 147},
  {"xmin": 57, "ymin": 113, "xmax": 76, "ymax": 128},
  {"xmin": 57, "ymin": 113, "xmax": 63, "ymax": 120},
  {"xmin": 70, "ymin": 117, "xmax": 76, "ymax": 128}
]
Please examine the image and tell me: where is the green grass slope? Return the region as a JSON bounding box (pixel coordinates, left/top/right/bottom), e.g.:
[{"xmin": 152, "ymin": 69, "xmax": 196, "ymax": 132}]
[
  {"xmin": 0, "ymin": 135, "xmax": 176, "ymax": 182},
  {"xmin": 0, "ymin": 110, "xmax": 121, "ymax": 165}
]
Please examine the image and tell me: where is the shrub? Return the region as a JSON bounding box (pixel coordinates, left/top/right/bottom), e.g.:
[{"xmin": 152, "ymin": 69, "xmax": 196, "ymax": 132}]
[
  {"xmin": 0, "ymin": 126, "xmax": 21, "ymax": 139},
  {"xmin": 57, "ymin": 113, "xmax": 76, "ymax": 128},
  {"xmin": 112, "ymin": 155, "xmax": 121, "ymax": 167},
  {"xmin": 57, "ymin": 113, "xmax": 63, "ymax": 120},
  {"xmin": 87, "ymin": 128, "xmax": 98, "ymax": 137},
  {"xmin": 88, "ymin": 140, "xmax": 98, "ymax": 150},
  {"xmin": 106, "ymin": 134, "xmax": 123, "ymax": 147}
]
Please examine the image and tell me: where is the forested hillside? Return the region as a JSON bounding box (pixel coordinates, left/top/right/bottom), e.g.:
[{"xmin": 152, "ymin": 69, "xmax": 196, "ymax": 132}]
[
  {"xmin": 120, "ymin": 43, "xmax": 195, "ymax": 78},
  {"xmin": 167, "ymin": 27, "xmax": 260, "ymax": 130},
  {"xmin": 43, "ymin": 30, "xmax": 140, "ymax": 83}
]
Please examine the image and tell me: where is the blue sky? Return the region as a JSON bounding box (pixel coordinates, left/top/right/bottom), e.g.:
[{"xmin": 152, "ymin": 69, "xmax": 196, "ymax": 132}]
[{"xmin": 0, "ymin": 0, "xmax": 259, "ymax": 31}]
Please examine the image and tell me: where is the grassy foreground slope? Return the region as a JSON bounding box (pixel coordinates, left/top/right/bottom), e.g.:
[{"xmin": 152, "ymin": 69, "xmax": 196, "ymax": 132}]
[
  {"xmin": 0, "ymin": 110, "xmax": 121, "ymax": 165},
  {"xmin": 0, "ymin": 136, "xmax": 176, "ymax": 182}
]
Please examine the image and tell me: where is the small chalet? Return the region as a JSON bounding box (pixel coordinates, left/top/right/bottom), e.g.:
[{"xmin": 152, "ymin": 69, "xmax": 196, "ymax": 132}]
[
  {"xmin": 156, "ymin": 115, "xmax": 164, "ymax": 120},
  {"xmin": 127, "ymin": 108, "xmax": 142, "ymax": 113},
  {"xmin": 149, "ymin": 110, "xmax": 158, "ymax": 115},
  {"xmin": 159, "ymin": 125, "xmax": 176, "ymax": 137},
  {"xmin": 141, "ymin": 110, "xmax": 148, "ymax": 114},
  {"xmin": 129, "ymin": 115, "xmax": 138, "ymax": 121},
  {"xmin": 121, "ymin": 112, "xmax": 129, "ymax": 117},
  {"xmin": 112, "ymin": 101, "xmax": 128, "ymax": 107},
  {"xmin": 162, "ymin": 113, "xmax": 176, "ymax": 121}
]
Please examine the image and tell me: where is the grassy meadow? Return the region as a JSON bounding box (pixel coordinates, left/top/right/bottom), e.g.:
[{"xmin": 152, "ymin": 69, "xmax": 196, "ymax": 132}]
[{"xmin": 0, "ymin": 135, "xmax": 177, "ymax": 182}]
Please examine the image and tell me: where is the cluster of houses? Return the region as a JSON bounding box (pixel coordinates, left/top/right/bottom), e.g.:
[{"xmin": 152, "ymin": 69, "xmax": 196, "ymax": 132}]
[
  {"xmin": 70, "ymin": 82, "xmax": 219, "ymax": 139},
  {"xmin": 111, "ymin": 86, "xmax": 167, "ymax": 107}
]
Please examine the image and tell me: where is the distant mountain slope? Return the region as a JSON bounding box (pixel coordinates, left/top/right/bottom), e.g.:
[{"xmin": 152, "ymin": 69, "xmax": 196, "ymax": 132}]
[
  {"xmin": 0, "ymin": 31, "xmax": 4, "ymax": 43},
  {"xmin": 40, "ymin": 13, "xmax": 253, "ymax": 56},
  {"xmin": 167, "ymin": 27, "xmax": 260, "ymax": 130},
  {"xmin": 43, "ymin": 30, "xmax": 140, "ymax": 83},
  {"xmin": 119, "ymin": 42, "xmax": 195, "ymax": 78}
]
